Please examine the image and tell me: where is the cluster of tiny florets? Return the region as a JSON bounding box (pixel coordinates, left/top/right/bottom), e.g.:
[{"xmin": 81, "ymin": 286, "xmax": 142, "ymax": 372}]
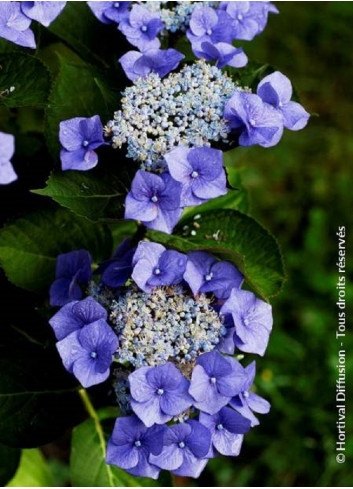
[
  {"xmin": 109, "ymin": 285, "xmax": 225, "ymax": 369},
  {"xmin": 106, "ymin": 60, "xmax": 241, "ymax": 170},
  {"xmin": 139, "ymin": 1, "xmax": 218, "ymax": 33}
]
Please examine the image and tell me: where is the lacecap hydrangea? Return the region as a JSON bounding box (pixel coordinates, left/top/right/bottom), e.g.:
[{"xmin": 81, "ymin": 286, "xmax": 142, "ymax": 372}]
[
  {"xmin": 57, "ymin": 2, "xmax": 310, "ymax": 236},
  {"xmin": 43, "ymin": 1, "xmax": 310, "ymax": 481},
  {"xmin": 103, "ymin": 59, "xmax": 309, "ymax": 234},
  {"xmin": 106, "ymin": 60, "xmax": 309, "ymax": 167},
  {"xmin": 88, "ymin": 2, "xmax": 226, "ymax": 36},
  {"xmin": 49, "ymin": 239, "xmax": 272, "ymax": 479},
  {"xmin": 105, "ymin": 60, "xmax": 240, "ymax": 169},
  {"xmin": 88, "ymin": 1, "xmax": 277, "ymax": 67}
]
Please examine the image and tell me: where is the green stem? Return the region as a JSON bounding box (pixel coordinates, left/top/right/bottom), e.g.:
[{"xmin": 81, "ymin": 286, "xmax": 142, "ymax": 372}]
[
  {"xmin": 79, "ymin": 389, "xmax": 115, "ymax": 487},
  {"xmin": 79, "ymin": 388, "xmax": 97, "ymax": 419}
]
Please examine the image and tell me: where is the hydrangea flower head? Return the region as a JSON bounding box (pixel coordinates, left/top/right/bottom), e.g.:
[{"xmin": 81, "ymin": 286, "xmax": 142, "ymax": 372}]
[
  {"xmin": 184, "ymin": 251, "xmax": 243, "ymax": 299},
  {"xmin": 87, "ymin": 1, "xmax": 131, "ymax": 24},
  {"xmin": 49, "ymin": 296, "xmax": 107, "ymax": 341},
  {"xmin": 124, "ymin": 170, "xmax": 182, "ymax": 233},
  {"xmin": 106, "ymin": 416, "xmax": 165, "ymax": 479},
  {"xmin": 0, "ymin": 132, "xmax": 17, "ymax": 185},
  {"xmin": 220, "ymin": 289, "xmax": 273, "ymax": 356},
  {"xmin": 224, "ymin": 91, "xmax": 284, "ymax": 148},
  {"xmin": 56, "ymin": 319, "xmax": 118, "ymax": 388},
  {"xmin": 119, "ymin": 5, "xmax": 164, "ymax": 51},
  {"xmin": 129, "ymin": 362, "xmax": 193, "ymax": 427},
  {"xmin": 49, "ymin": 249, "xmax": 92, "ymax": 306},
  {"xmin": 165, "ymin": 146, "xmax": 227, "ymax": 207},
  {"xmin": 257, "ymin": 71, "xmax": 310, "ymax": 131},
  {"xmin": 150, "ymin": 420, "xmax": 211, "ymax": 478},
  {"xmin": 199, "ymin": 406, "xmax": 251, "ymax": 456},
  {"xmin": 106, "ymin": 60, "xmax": 242, "ymax": 170},
  {"xmin": 0, "ymin": 2, "xmax": 35, "ymax": 48},
  {"xmin": 21, "ymin": 1, "xmax": 66, "ymax": 27},
  {"xmin": 132, "ymin": 241, "xmax": 187, "ymax": 293},
  {"xmin": 229, "ymin": 361, "xmax": 271, "ymax": 426},
  {"xmin": 119, "ymin": 47, "xmax": 184, "ymax": 82},
  {"xmin": 189, "ymin": 350, "xmax": 247, "ymax": 414},
  {"xmin": 49, "ymin": 241, "xmax": 272, "ymax": 478},
  {"xmin": 59, "ymin": 116, "xmax": 106, "ymax": 171}
]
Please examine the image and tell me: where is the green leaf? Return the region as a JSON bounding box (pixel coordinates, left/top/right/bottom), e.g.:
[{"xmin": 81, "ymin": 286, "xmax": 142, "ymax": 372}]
[
  {"xmin": 46, "ymin": 459, "xmax": 70, "ymax": 487},
  {"xmin": 71, "ymin": 392, "xmax": 169, "ymax": 487},
  {"xmin": 147, "ymin": 209, "xmax": 285, "ymax": 300},
  {"xmin": 110, "ymin": 220, "xmax": 139, "ymax": 250},
  {"xmin": 0, "ymin": 38, "xmax": 24, "ymax": 54},
  {"xmin": 173, "ymin": 36, "xmax": 196, "ymax": 62},
  {"xmin": 45, "ymin": 55, "xmax": 120, "ymax": 158},
  {"xmin": 0, "ymin": 53, "xmax": 51, "ymax": 108},
  {"xmin": 7, "ymin": 449, "xmax": 55, "ymax": 487},
  {"xmin": 0, "ymin": 444, "xmax": 20, "ymax": 486},
  {"xmin": 33, "ymin": 171, "xmax": 127, "ymax": 221},
  {"xmin": 49, "ymin": 2, "xmax": 130, "ymax": 69},
  {"xmin": 71, "ymin": 417, "xmax": 137, "ymax": 487},
  {"xmin": 0, "ymin": 208, "xmax": 112, "ymax": 293},
  {"xmin": 182, "ymin": 188, "xmax": 248, "ymax": 221},
  {"xmin": 0, "ymin": 341, "xmax": 84, "ymax": 448},
  {"xmin": 226, "ymin": 61, "xmax": 276, "ymax": 91}
]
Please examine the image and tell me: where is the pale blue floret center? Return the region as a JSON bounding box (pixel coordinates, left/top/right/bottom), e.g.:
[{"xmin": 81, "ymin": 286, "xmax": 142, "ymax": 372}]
[
  {"xmin": 157, "ymin": 388, "xmax": 164, "ymax": 395},
  {"xmin": 90, "ymin": 351, "xmax": 97, "ymax": 359},
  {"xmin": 216, "ymin": 423, "xmax": 224, "ymax": 431},
  {"xmin": 108, "ymin": 61, "xmax": 241, "ymax": 170},
  {"xmin": 134, "ymin": 440, "xmax": 142, "ymax": 447},
  {"xmin": 109, "ymin": 285, "xmax": 224, "ymax": 368},
  {"xmin": 191, "ymin": 170, "xmax": 199, "ymax": 178},
  {"xmin": 178, "ymin": 441, "xmax": 185, "ymax": 449}
]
